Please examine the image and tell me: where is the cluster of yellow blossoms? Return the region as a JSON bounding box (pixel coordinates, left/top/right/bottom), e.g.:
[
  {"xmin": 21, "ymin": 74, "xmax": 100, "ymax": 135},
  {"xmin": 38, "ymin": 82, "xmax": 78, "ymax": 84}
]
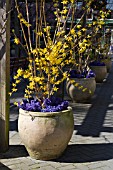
[{"xmin": 11, "ymin": 0, "xmax": 110, "ymax": 99}]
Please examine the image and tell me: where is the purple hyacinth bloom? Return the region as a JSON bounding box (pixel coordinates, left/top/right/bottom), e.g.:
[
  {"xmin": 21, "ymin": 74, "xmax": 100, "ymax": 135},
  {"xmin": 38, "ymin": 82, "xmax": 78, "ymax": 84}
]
[
  {"xmin": 69, "ymin": 69, "xmax": 95, "ymax": 78},
  {"xmin": 18, "ymin": 97, "xmax": 69, "ymax": 112},
  {"xmin": 89, "ymin": 61, "xmax": 105, "ymax": 66}
]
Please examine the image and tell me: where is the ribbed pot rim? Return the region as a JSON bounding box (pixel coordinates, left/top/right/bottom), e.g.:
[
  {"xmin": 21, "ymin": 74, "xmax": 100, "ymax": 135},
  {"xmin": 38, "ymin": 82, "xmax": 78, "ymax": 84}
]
[
  {"xmin": 90, "ymin": 65, "xmax": 106, "ymax": 68},
  {"xmin": 102, "ymin": 59, "xmax": 111, "ymax": 61},
  {"xmin": 69, "ymin": 77, "xmax": 95, "ymax": 81},
  {"xmin": 19, "ymin": 106, "xmax": 72, "ymax": 117}
]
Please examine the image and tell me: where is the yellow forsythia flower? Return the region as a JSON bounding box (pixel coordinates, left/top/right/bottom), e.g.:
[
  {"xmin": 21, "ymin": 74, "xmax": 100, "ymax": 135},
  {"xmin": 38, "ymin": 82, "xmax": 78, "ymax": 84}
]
[
  {"xmin": 12, "ymin": 88, "xmax": 17, "ymax": 92},
  {"xmin": 61, "ymin": 0, "xmax": 68, "ymax": 5},
  {"xmin": 82, "ymin": 88, "xmax": 87, "ymax": 92},
  {"xmin": 77, "ymin": 25, "xmax": 81, "ymax": 29},
  {"xmin": 14, "ymin": 37, "xmax": 20, "ymax": 45},
  {"xmin": 14, "ymin": 102, "xmax": 18, "ymax": 106},
  {"xmin": 70, "ymin": 29, "xmax": 75, "ymax": 35},
  {"xmin": 53, "ymin": 87, "xmax": 58, "ymax": 92}
]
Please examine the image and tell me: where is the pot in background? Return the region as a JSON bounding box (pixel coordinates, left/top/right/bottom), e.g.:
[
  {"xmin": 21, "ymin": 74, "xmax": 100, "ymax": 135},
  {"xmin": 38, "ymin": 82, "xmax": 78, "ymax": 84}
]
[
  {"xmin": 66, "ymin": 77, "xmax": 96, "ymax": 102},
  {"xmin": 90, "ymin": 65, "xmax": 107, "ymax": 83}
]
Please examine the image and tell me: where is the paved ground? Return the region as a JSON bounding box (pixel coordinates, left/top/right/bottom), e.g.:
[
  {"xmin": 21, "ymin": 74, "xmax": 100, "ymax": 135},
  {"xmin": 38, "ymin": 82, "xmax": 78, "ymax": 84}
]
[{"xmin": 0, "ymin": 62, "xmax": 113, "ymax": 170}]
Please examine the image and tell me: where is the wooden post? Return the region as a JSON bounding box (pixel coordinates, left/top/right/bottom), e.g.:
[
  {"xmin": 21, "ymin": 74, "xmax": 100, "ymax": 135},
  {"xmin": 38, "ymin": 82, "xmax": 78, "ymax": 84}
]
[{"xmin": 0, "ymin": 0, "xmax": 10, "ymax": 152}]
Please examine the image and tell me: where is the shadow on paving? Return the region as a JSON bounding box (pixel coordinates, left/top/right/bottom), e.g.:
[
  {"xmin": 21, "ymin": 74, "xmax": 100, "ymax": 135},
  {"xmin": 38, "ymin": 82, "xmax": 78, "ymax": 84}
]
[
  {"xmin": 9, "ymin": 119, "xmax": 18, "ymax": 131},
  {"xmin": 74, "ymin": 65, "xmax": 113, "ymax": 137},
  {"xmin": 0, "ymin": 144, "xmax": 113, "ymax": 163},
  {"xmin": 55, "ymin": 143, "xmax": 113, "ymax": 163},
  {"xmin": 0, "ymin": 162, "xmax": 11, "ymax": 170},
  {"xmin": 0, "ymin": 145, "xmax": 28, "ymax": 159},
  {"xmin": 9, "ymin": 106, "xmax": 19, "ymax": 131}
]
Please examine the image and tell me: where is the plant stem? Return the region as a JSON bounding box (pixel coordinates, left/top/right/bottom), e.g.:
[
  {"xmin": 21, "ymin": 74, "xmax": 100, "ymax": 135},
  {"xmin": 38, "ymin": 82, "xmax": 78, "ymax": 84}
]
[
  {"xmin": 25, "ymin": 0, "xmax": 32, "ymax": 52},
  {"xmin": 15, "ymin": 0, "xmax": 29, "ymax": 53},
  {"xmin": 36, "ymin": 0, "xmax": 38, "ymax": 48}
]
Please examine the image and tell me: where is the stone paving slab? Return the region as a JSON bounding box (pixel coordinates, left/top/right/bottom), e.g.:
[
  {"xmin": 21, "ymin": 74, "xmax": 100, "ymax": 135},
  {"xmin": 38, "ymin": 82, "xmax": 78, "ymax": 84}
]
[{"xmin": 0, "ymin": 63, "xmax": 113, "ymax": 169}]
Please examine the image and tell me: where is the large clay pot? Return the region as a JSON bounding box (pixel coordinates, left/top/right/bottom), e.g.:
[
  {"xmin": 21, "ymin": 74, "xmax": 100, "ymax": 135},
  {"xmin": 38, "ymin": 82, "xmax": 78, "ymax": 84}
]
[
  {"xmin": 90, "ymin": 66, "xmax": 107, "ymax": 83},
  {"xmin": 102, "ymin": 59, "xmax": 112, "ymax": 72},
  {"xmin": 66, "ymin": 77, "xmax": 96, "ymax": 102},
  {"xmin": 18, "ymin": 107, "xmax": 74, "ymax": 160}
]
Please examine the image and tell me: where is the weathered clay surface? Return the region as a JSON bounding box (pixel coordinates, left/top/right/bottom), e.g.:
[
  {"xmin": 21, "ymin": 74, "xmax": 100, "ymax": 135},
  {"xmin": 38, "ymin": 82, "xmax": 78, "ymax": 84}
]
[
  {"xmin": 90, "ymin": 66, "xmax": 107, "ymax": 83},
  {"xmin": 102, "ymin": 59, "xmax": 112, "ymax": 72},
  {"xmin": 18, "ymin": 107, "xmax": 74, "ymax": 160},
  {"xmin": 66, "ymin": 77, "xmax": 96, "ymax": 102}
]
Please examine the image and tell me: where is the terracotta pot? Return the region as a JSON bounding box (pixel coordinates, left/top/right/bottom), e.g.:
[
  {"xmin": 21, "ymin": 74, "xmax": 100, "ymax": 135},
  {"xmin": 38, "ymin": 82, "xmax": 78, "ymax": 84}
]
[
  {"xmin": 90, "ymin": 66, "xmax": 107, "ymax": 83},
  {"xmin": 18, "ymin": 107, "xmax": 74, "ymax": 160},
  {"xmin": 102, "ymin": 59, "xmax": 112, "ymax": 72},
  {"xmin": 66, "ymin": 77, "xmax": 96, "ymax": 102}
]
